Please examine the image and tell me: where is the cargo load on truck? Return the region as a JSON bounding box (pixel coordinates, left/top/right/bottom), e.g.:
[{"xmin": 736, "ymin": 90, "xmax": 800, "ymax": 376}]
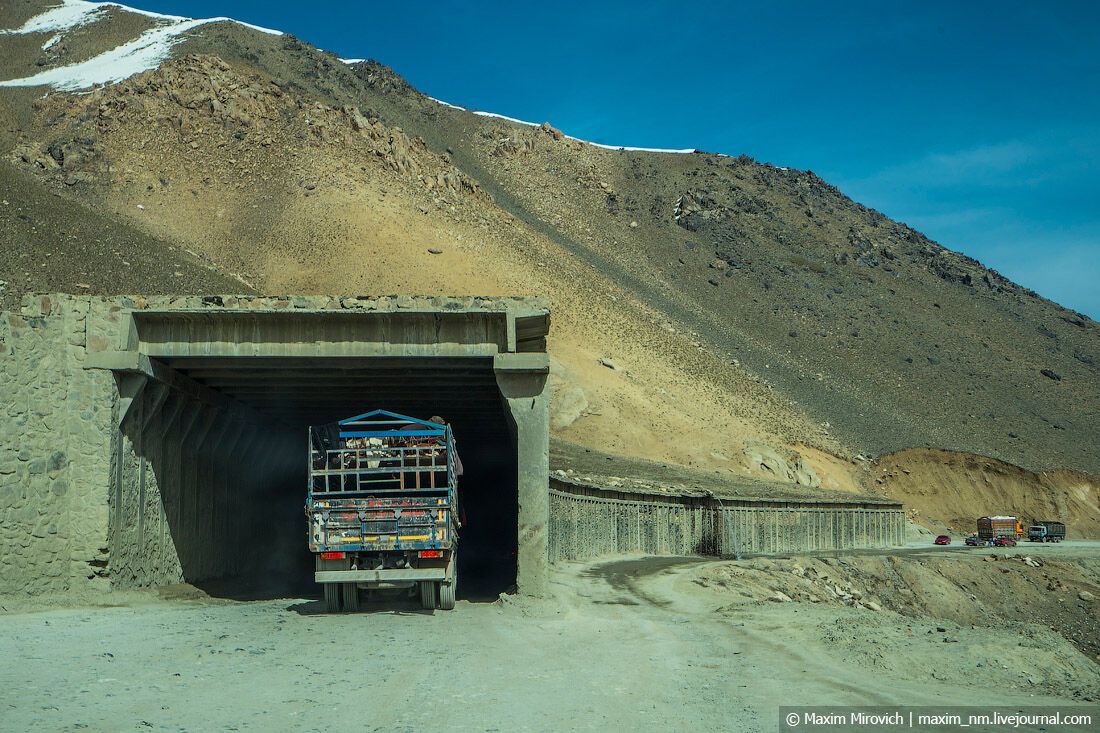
[
  {"xmin": 976, "ymin": 516, "xmax": 1022, "ymax": 543},
  {"xmin": 1027, "ymin": 521, "xmax": 1066, "ymax": 543},
  {"xmin": 306, "ymin": 410, "xmax": 460, "ymax": 612}
]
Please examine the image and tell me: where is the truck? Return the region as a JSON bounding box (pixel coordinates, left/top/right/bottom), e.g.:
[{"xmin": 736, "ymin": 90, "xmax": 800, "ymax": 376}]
[
  {"xmin": 976, "ymin": 516, "xmax": 1022, "ymax": 544},
  {"xmin": 1027, "ymin": 521, "xmax": 1066, "ymax": 543},
  {"xmin": 306, "ymin": 410, "xmax": 459, "ymax": 612}
]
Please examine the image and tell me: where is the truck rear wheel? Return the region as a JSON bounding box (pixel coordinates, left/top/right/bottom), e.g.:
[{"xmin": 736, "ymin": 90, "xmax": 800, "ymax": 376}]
[
  {"xmin": 323, "ymin": 583, "xmax": 341, "ymax": 613},
  {"xmin": 419, "ymin": 581, "xmax": 437, "ymax": 609},
  {"xmin": 342, "ymin": 582, "xmax": 360, "ymax": 612},
  {"xmin": 438, "ymin": 581, "xmax": 455, "ymax": 610},
  {"xmin": 437, "ymin": 551, "xmax": 457, "ymax": 610},
  {"xmin": 437, "ymin": 554, "xmax": 455, "ymax": 611}
]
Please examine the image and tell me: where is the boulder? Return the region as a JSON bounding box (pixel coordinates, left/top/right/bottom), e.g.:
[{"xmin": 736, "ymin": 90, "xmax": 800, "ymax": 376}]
[
  {"xmin": 743, "ymin": 444, "xmax": 821, "ymax": 487},
  {"xmin": 551, "ymin": 385, "xmax": 589, "ymax": 431},
  {"xmin": 597, "ymin": 357, "xmax": 621, "ymax": 371},
  {"xmin": 63, "ymin": 172, "xmax": 95, "ymax": 186},
  {"xmin": 539, "ymin": 121, "xmax": 565, "ymax": 140},
  {"xmin": 344, "ymin": 105, "xmax": 371, "ymax": 132},
  {"xmin": 791, "ymin": 456, "xmax": 821, "ymax": 488}
]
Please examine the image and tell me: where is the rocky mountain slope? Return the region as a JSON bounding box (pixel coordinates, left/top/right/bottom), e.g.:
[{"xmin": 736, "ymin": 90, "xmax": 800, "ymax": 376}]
[{"xmin": 0, "ymin": 1, "xmax": 1097, "ymax": 528}]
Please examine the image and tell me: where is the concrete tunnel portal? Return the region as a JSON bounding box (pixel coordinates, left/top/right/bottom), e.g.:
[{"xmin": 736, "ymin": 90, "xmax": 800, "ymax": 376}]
[{"xmin": 89, "ymin": 297, "xmax": 552, "ymax": 600}]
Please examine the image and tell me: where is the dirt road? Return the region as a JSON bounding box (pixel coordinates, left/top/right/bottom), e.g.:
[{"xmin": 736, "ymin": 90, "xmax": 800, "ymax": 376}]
[{"xmin": 3, "ymin": 552, "xmax": 1098, "ymax": 732}]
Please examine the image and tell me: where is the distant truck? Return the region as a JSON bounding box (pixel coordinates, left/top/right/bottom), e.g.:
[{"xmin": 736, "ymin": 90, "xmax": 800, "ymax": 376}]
[
  {"xmin": 1027, "ymin": 521, "xmax": 1066, "ymax": 543},
  {"xmin": 306, "ymin": 410, "xmax": 459, "ymax": 613},
  {"xmin": 976, "ymin": 516, "xmax": 1022, "ymax": 544}
]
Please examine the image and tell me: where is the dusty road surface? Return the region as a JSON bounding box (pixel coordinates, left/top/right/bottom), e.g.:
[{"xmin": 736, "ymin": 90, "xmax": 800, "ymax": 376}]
[{"xmin": 3, "ymin": 552, "xmax": 1099, "ymax": 732}]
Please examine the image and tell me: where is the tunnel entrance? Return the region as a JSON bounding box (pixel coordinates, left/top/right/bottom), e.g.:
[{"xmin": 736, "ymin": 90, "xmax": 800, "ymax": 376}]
[
  {"xmin": 174, "ymin": 356, "xmax": 520, "ymax": 601},
  {"xmin": 99, "ymin": 298, "xmax": 549, "ymax": 600}
]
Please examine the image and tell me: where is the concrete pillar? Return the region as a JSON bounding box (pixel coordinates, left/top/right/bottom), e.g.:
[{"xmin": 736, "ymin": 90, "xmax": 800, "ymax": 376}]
[{"xmin": 494, "ymin": 353, "xmax": 550, "ymax": 596}]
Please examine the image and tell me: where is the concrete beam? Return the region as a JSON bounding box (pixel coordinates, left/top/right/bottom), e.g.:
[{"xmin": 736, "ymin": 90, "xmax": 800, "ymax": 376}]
[
  {"xmin": 199, "ymin": 377, "xmax": 498, "ymax": 389},
  {"xmin": 158, "ymin": 356, "xmax": 496, "ymax": 370},
  {"xmin": 131, "ymin": 311, "xmax": 512, "ymax": 360},
  {"xmin": 494, "ymin": 353, "xmax": 550, "ymax": 374},
  {"xmin": 184, "ymin": 368, "xmax": 492, "ymax": 380},
  {"xmin": 89, "ymin": 351, "xmax": 278, "ymax": 430},
  {"xmin": 212, "ymin": 423, "xmax": 247, "ymax": 466},
  {"xmin": 185, "ymin": 407, "xmax": 220, "ymax": 454},
  {"xmin": 175, "ymin": 402, "xmax": 205, "ymax": 447},
  {"xmin": 140, "ymin": 383, "xmax": 171, "ymax": 431},
  {"xmin": 87, "ymin": 351, "xmax": 142, "ymax": 372},
  {"xmin": 146, "ymin": 390, "xmax": 188, "ymax": 443},
  {"xmin": 115, "ymin": 373, "xmax": 148, "ymax": 429}
]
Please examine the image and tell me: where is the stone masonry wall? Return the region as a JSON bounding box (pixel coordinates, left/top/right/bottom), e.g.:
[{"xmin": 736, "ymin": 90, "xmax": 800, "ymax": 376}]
[
  {"xmin": 0, "ymin": 293, "xmax": 308, "ymax": 594},
  {"xmin": 0, "ymin": 295, "xmax": 115, "ymax": 594}
]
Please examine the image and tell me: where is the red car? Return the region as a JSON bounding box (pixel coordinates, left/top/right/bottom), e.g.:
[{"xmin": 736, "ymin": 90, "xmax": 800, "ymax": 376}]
[
  {"xmin": 993, "ymin": 537, "xmax": 1017, "ymax": 547},
  {"xmin": 934, "ymin": 535, "xmax": 951, "ymax": 545}
]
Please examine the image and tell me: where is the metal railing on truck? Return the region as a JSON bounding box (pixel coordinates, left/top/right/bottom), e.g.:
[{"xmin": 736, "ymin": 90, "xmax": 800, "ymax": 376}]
[
  {"xmin": 306, "ymin": 410, "xmax": 458, "ymax": 552},
  {"xmin": 308, "ymin": 413, "xmax": 457, "ymax": 496}
]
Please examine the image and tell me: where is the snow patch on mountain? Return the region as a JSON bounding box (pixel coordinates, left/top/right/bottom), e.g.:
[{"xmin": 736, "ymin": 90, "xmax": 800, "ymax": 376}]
[
  {"xmin": 3, "ymin": 18, "xmax": 215, "ymax": 91},
  {"xmin": 0, "ymin": 0, "xmax": 105, "ymax": 35},
  {"xmin": 426, "ymin": 96, "xmax": 466, "ymax": 111},
  {"xmin": 0, "ymin": 0, "xmax": 282, "ymax": 91}
]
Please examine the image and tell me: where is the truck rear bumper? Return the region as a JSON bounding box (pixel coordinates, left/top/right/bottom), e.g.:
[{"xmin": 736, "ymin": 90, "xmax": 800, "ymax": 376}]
[{"xmin": 315, "ymin": 568, "xmax": 447, "ymax": 584}]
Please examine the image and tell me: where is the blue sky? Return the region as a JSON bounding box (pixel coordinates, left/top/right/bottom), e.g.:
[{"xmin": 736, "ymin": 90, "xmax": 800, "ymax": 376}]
[{"xmin": 138, "ymin": 0, "xmax": 1100, "ymax": 318}]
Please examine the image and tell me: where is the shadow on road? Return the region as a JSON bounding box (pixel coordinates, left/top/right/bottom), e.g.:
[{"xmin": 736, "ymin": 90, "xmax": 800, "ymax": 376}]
[{"xmin": 583, "ymin": 555, "xmax": 710, "ymax": 608}]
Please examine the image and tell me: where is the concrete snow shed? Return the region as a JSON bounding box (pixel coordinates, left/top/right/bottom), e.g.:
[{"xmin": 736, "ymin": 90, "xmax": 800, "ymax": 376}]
[{"xmin": 0, "ymin": 294, "xmax": 550, "ymax": 598}]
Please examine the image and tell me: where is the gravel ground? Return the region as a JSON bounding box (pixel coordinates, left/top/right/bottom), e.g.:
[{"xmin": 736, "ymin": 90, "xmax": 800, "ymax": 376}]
[{"xmin": 3, "ymin": 550, "xmax": 1098, "ymax": 732}]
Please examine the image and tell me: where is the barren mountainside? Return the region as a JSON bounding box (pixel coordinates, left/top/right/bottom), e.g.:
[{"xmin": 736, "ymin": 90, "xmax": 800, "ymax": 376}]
[{"xmin": 0, "ymin": 1, "xmax": 1097, "ymax": 529}]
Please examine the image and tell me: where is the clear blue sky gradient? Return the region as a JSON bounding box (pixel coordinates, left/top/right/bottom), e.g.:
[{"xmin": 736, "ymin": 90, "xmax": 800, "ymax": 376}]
[{"xmin": 136, "ymin": 1, "xmax": 1100, "ymax": 318}]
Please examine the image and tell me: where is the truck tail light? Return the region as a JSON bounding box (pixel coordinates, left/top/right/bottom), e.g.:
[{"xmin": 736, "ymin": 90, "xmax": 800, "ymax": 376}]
[
  {"xmin": 418, "ymin": 550, "xmax": 443, "ymax": 559},
  {"xmin": 320, "ymin": 551, "xmax": 346, "ymax": 560}
]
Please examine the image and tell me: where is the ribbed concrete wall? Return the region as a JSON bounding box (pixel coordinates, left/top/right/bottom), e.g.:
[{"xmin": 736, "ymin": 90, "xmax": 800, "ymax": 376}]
[
  {"xmin": 548, "ymin": 483, "xmax": 905, "ymax": 562},
  {"xmin": 109, "ymin": 383, "xmax": 299, "ymax": 588}
]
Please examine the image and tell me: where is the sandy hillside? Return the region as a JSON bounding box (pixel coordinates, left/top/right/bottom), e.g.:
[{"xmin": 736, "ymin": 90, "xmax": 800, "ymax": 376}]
[
  {"xmin": 6, "ymin": 53, "xmax": 836, "ymax": 479},
  {"xmin": 874, "ymin": 449, "xmax": 1100, "ymax": 537},
  {"xmin": 0, "ymin": 1, "xmax": 1097, "ymax": 521}
]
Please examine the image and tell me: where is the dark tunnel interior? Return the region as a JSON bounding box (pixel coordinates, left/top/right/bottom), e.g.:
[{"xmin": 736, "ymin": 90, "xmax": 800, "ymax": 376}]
[{"xmin": 122, "ymin": 357, "xmax": 519, "ymax": 603}]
